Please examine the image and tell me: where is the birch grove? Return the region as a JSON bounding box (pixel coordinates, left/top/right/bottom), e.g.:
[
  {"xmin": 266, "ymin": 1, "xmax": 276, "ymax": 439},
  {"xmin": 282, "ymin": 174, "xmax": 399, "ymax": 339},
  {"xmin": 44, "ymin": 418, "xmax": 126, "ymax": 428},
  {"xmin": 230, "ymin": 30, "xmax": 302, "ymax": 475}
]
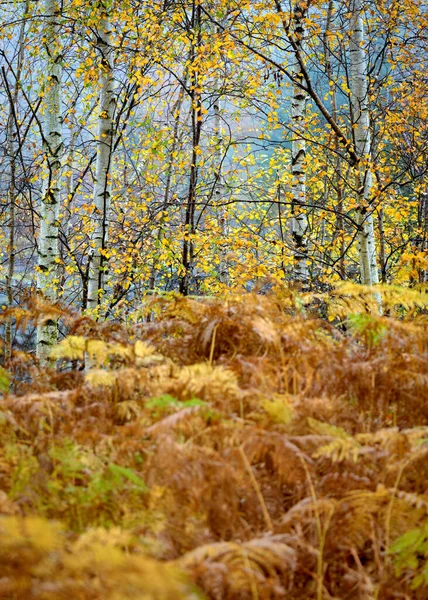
[{"xmin": 0, "ymin": 0, "xmax": 425, "ymax": 346}]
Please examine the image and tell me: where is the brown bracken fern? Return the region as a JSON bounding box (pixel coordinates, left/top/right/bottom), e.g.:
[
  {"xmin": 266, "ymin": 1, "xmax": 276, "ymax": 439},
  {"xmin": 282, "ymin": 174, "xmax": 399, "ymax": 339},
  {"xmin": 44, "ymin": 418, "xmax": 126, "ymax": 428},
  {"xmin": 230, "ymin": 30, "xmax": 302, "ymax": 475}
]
[{"xmin": 0, "ymin": 285, "xmax": 427, "ymax": 598}]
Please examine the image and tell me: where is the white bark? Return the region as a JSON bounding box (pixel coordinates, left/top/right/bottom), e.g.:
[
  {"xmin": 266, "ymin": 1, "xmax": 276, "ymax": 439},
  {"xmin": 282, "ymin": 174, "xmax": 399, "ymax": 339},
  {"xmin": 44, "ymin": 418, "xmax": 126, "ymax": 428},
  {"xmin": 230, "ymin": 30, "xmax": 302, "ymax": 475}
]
[
  {"xmin": 290, "ymin": 1, "xmax": 309, "ymax": 285},
  {"xmin": 37, "ymin": 0, "xmax": 63, "ymax": 362},
  {"xmin": 349, "ymin": 0, "xmax": 379, "ymax": 286},
  {"xmin": 87, "ymin": 4, "xmax": 115, "ymax": 311}
]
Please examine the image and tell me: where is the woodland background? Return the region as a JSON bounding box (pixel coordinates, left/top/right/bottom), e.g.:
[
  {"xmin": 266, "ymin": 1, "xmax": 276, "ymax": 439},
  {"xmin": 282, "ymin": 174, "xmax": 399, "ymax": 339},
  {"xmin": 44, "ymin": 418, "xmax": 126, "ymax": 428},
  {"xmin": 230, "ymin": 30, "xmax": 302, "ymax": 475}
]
[{"xmin": 0, "ymin": 1, "xmax": 427, "ymax": 599}]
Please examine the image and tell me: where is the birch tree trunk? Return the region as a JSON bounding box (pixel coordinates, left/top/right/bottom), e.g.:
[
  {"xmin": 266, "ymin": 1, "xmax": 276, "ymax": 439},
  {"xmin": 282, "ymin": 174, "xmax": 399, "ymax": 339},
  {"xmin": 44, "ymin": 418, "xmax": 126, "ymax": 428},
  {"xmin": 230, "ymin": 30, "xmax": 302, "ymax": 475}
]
[
  {"xmin": 290, "ymin": 0, "xmax": 309, "ymax": 285},
  {"xmin": 36, "ymin": 0, "xmax": 63, "ymax": 362},
  {"xmin": 349, "ymin": 0, "xmax": 379, "ymax": 286},
  {"xmin": 4, "ymin": 3, "xmax": 28, "ymax": 360},
  {"xmin": 87, "ymin": 3, "xmax": 115, "ymax": 311}
]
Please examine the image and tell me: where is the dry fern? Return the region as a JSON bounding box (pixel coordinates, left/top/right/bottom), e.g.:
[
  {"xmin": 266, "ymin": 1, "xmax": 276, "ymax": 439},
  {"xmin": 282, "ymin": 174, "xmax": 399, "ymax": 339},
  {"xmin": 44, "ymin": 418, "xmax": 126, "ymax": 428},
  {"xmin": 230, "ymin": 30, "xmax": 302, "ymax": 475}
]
[
  {"xmin": 179, "ymin": 536, "xmax": 297, "ymax": 600},
  {"xmin": 0, "ymin": 516, "xmax": 197, "ymax": 599},
  {"xmin": 1, "ymin": 290, "xmax": 427, "ymax": 599}
]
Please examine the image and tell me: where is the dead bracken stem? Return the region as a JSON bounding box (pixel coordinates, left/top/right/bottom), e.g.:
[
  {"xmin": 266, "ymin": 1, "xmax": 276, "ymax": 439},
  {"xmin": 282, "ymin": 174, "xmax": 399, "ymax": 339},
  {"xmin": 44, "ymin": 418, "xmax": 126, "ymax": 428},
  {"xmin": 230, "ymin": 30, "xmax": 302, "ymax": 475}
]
[
  {"xmin": 384, "ymin": 447, "xmax": 426, "ymax": 557},
  {"xmin": 209, "ymin": 323, "xmax": 218, "ymax": 365},
  {"xmin": 239, "ymin": 445, "xmax": 273, "ymax": 533},
  {"xmin": 299, "ymin": 455, "xmax": 334, "ymax": 600}
]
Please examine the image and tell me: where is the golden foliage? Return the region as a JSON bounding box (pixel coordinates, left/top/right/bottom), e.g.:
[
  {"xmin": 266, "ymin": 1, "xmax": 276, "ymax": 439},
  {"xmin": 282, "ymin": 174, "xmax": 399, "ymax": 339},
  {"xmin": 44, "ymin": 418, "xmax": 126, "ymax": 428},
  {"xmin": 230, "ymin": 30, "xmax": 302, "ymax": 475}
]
[
  {"xmin": 306, "ymin": 281, "xmax": 428, "ymax": 320},
  {"xmin": 0, "ymin": 516, "xmax": 196, "ymax": 599}
]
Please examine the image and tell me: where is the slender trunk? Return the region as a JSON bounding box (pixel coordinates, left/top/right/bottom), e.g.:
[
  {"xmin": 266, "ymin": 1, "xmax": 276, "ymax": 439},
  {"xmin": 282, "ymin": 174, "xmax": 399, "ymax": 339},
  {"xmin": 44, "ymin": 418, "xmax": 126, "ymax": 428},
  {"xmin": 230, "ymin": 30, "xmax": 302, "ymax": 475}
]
[
  {"xmin": 149, "ymin": 84, "xmax": 186, "ymax": 290},
  {"xmin": 87, "ymin": 3, "xmax": 116, "ymax": 311},
  {"xmin": 4, "ymin": 0, "xmax": 29, "ymax": 359},
  {"xmin": 36, "ymin": 0, "xmax": 63, "ymax": 362},
  {"xmin": 349, "ymin": 0, "xmax": 379, "ymax": 287},
  {"xmin": 277, "ymin": 182, "xmax": 286, "ymax": 277},
  {"xmin": 5, "ymin": 108, "xmax": 16, "ymax": 363},
  {"xmin": 213, "ymin": 71, "xmax": 229, "ymax": 286},
  {"xmin": 373, "ymin": 159, "xmax": 387, "ymax": 283},
  {"xmin": 417, "ymin": 189, "xmax": 428, "ymax": 284},
  {"xmin": 59, "ymin": 101, "xmax": 79, "ymax": 293},
  {"xmin": 336, "ymin": 183, "xmax": 345, "ymax": 278},
  {"xmin": 324, "ymin": 0, "xmax": 345, "ymax": 279},
  {"xmin": 378, "ymin": 207, "xmax": 386, "ymax": 283},
  {"xmin": 290, "ymin": 1, "xmax": 309, "ymax": 285},
  {"xmin": 318, "ymin": 184, "xmax": 327, "ymax": 269},
  {"xmin": 180, "ymin": 1, "xmax": 202, "ymax": 295}
]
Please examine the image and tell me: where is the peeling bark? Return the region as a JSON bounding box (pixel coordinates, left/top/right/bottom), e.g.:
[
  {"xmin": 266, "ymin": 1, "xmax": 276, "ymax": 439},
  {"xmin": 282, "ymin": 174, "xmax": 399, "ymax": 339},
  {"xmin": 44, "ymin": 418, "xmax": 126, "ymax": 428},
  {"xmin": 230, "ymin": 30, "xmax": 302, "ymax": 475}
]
[
  {"xmin": 37, "ymin": 0, "xmax": 63, "ymax": 362},
  {"xmin": 349, "ymin": 0, "xmax": 379, "ymax": 287},
  {"xmin": 290, "ymin": 1, "xmax": 309, "ymax": 285}
]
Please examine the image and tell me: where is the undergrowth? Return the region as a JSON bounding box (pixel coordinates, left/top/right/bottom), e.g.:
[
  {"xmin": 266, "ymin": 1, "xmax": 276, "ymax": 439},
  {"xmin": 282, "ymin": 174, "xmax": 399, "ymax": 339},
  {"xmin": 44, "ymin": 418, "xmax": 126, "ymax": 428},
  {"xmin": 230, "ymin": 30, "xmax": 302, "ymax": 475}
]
[{"xmin": 0, "ymin": 284, "xmax": 427, "ymax": 599}]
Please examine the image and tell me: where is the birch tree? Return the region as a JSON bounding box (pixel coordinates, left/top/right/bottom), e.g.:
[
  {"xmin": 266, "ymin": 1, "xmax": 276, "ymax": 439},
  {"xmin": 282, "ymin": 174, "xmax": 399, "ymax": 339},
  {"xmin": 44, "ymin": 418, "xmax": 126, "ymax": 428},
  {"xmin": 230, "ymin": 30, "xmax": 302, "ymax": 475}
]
[
  {"xmin": 3, "ymin": 2, "xmax": 29, "ymax": 360},
  {"xmin": 349, "ymin": 0, "xmax": 379, "ymax": 286},
  {"xmin": 290, "ymin": 0, "xmax": 309, "ymax": 284},
  {"xmin": 36, "ymin": 0, "xmax": 63, "ymax": 361},
  {"xmin": 87, "ymin": 1, "xmax": 116, "ymax": 311}
]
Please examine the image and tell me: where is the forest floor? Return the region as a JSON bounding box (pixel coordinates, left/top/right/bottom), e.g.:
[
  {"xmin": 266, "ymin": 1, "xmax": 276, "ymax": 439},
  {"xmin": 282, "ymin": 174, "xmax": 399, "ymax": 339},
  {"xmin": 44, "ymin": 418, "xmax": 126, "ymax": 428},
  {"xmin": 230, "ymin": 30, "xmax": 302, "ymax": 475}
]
[{"xmin": 0, "ymin": 285, "xmax": 427, "ymax": 599}]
